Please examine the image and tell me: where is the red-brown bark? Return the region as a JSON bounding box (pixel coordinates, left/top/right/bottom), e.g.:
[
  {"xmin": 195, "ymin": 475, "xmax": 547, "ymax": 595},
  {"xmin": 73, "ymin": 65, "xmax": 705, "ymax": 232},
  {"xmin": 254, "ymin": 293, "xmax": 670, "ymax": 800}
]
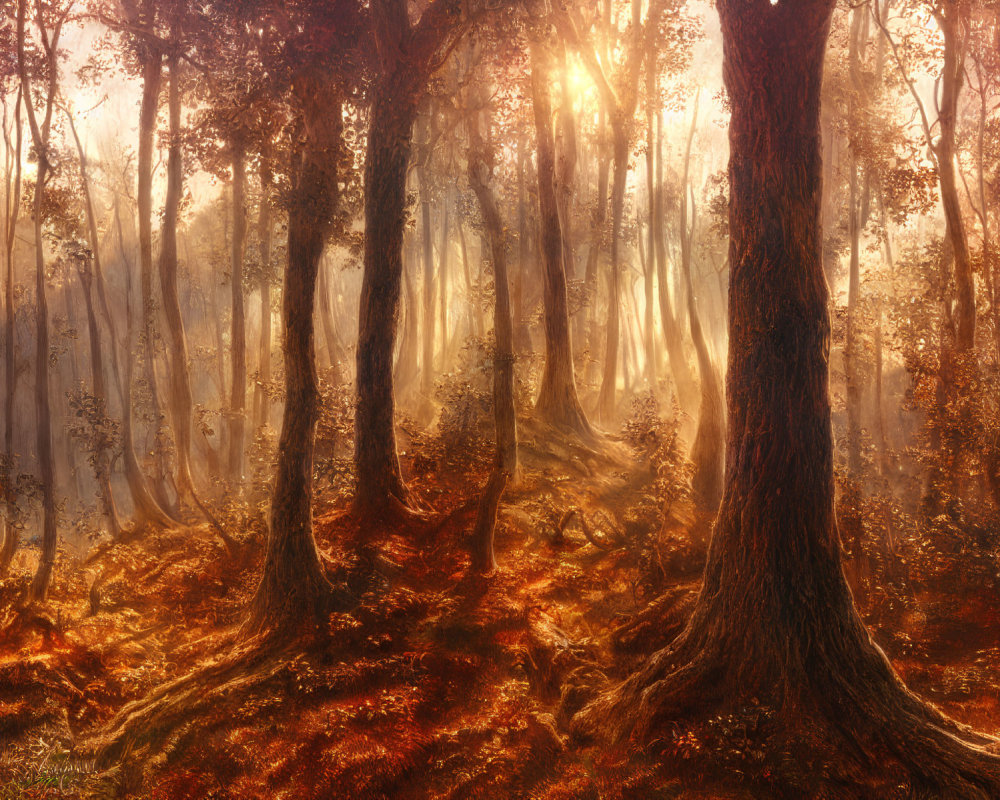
[{"xmin": 573, "ymin": 5, "xmax": 1000, "ymax": 792}]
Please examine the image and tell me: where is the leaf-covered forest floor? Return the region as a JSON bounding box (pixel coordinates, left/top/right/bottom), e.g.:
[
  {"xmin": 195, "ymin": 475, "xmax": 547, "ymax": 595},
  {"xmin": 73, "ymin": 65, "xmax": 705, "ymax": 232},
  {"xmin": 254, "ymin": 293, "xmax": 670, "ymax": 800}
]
[{"xmin": 1, "ymin": 406, "xmax": 999, "ymax": 799}]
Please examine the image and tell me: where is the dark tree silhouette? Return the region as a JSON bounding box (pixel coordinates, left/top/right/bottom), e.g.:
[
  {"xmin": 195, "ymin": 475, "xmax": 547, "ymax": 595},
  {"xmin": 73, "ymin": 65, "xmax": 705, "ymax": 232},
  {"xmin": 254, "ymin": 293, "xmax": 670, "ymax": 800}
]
[
  {"xmin": 353, "ymin": 0, "xmax": 467, "ymax": 513},
  {"xmin": 245, "ymin": 76, "xmax": 342, "ymax": 631}
]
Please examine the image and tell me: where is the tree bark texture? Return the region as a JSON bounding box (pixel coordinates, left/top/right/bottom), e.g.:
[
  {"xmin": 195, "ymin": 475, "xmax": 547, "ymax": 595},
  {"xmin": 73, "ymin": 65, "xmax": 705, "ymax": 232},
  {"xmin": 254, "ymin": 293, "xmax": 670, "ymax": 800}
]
[
  {"xmin": 247, "ymin": 84, "xmax": 341, "ymax": 631},
  {"xmin": 574, "ymin": 6, "xmax": 1000, "ymax": 793},
  {"xmin": 529, "ymin": 23, "xmax": 592, "ymax": 438}
]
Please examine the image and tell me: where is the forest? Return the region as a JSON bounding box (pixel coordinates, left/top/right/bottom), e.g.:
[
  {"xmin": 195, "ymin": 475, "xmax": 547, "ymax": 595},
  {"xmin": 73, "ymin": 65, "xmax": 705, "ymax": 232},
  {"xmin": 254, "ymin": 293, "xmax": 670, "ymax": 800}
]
[{"xmin": 1, "ymin": 0, "xmax": 1000, "ymax": 797}]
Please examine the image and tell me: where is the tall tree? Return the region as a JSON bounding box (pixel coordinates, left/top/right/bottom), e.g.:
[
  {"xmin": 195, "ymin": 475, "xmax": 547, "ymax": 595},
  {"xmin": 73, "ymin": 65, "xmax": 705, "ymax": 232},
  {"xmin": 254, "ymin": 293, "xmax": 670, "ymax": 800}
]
[
  {"xmin": 1, "ymin": 88, "xmax": 22, "ymax": 572},
  {"xmin": 353, "ymin": 0, "xmax": 468, "ymax": 513},
  {"xmin": 573, "ymin": 2, "xmax": 1000, "ymax": 792},
  {"xmin": 529, "ymin": 13, "xmax": 593, "ymax": 437},
  {"xmin": 247, "ymin": 74, "xmax": 343, "ymax": 630},
  {"xmin": 467, "ymin": 79, "xmax": 517, "ymax": 574},
  {"xmin": 678, "ymin": 99, "xmax": 725, "ymax": 511},
  {"xmin": 123, "ymin": 0, "xmax": 174, "ymax": 513},
  {"xmin": 17, "ymin": 0, "xmax": 68, "ymax": 602},
  {"xmin": 252, "ymin": 158, "xmax": 274, "ymax": 431},
  {"xmin": 158, "ymin": 43, "xmax": 201, "ymax": 506},
  {"xmin": 557, "ymin": 0, "xmax": 665, "ymax": 422},
  {"xmin": 228, "ymin": 138, "xmax": 248, "ymax": 484},
  {"xmin": 63, "ymin": 107, "xmax": 123, "ymax": 537}
]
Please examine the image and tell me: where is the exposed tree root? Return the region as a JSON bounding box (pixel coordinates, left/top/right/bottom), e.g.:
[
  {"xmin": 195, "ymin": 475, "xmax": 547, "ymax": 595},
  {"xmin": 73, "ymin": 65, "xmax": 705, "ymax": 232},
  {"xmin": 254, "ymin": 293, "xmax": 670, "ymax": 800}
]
[
  {"xmin": 351, "ymin": 489, "xmax": 433, "ymax": 526},
  {"xmin": 610, "ymin": 584, "xmax": 698, "ymax": 653},
  {"xmin": 572, "ymin": 605, "xmax": 1000, "ymax": 798},
  {"xmin": 87, "ymin": 632, "xmax": 296, "ymax": 770}
]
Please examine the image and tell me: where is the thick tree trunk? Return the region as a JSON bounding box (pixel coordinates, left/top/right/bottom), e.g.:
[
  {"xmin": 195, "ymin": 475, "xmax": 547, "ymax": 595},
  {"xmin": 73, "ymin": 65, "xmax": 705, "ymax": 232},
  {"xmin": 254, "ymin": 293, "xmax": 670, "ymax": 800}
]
[
  {"xmin": 354, "ymin": 75, "xmax": 419, "ymax": 511},
  {"xmin": 229, "ymin": 142, "xmax": 248, "ymax": 484},
  {"xmin": 246, "ymin": 88, "xmax": 340, "ymax": 631},
  {"xmin": 574, "ymin": 6, "xmax": 1000, "ymax": 793},
  {"xmin": 530, "ymin": 26, "xmax": 593, "ymax": 438}
]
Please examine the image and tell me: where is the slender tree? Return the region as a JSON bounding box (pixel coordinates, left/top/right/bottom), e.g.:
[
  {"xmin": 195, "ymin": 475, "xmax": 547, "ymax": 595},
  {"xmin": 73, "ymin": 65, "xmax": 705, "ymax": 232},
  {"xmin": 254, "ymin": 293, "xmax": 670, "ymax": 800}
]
[
  {"xmin": 124, "ymin": 0, "xmax": 173, "ymax": 513},
  {"xmin": 467, "ymin": 81, "xmax": 517, "ymax": 574},
  {"xmin": 0, "ymin": 90, "xmax": 22, "ymax": 572},
  {"xmin": 678, "ymin": 99, "xmax": 725, "ymax": 510},
  {"xmin": 252, "ymin": 159, "xmax": 274, "ymax": 431},
  {"xmin": 229, "ymin": 139, "xmax": 248, "ymax": 484},
  {"xmin": 17, "ymin": 0, "xmax": 68, "ymax": 602}
]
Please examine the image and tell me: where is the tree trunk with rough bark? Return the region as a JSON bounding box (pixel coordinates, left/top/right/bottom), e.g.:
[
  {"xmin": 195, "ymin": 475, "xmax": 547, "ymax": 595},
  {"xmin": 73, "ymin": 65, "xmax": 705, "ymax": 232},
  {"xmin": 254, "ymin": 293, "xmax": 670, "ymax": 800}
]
[
  {"xmin": 574, "ymin": 6, "xmax": 1000, "ymax": 793},
  {"xmin": 530, "ymin": 23, "xmax": 592, "ymax": 438},
  {"xmin": 354, "ymin": 65, "xmax": 420, "ymax": 512},
  {"xmin": 246, "ymin": 86, "xmax": 341, "ymax": 632},
  {"xmin": 354, "ymin": 0, "xmax": 467, "ymax": 513}
]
